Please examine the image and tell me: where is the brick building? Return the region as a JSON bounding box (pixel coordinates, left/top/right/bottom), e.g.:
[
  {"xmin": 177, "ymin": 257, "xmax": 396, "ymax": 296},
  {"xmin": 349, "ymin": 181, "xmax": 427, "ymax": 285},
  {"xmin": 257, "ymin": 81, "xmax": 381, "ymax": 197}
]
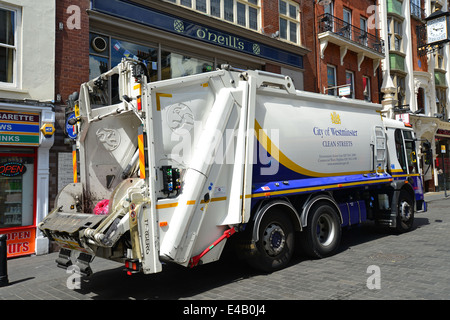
[{"xmin": 314, "ymin": 0, "xmax": 383, "ymax": 102}]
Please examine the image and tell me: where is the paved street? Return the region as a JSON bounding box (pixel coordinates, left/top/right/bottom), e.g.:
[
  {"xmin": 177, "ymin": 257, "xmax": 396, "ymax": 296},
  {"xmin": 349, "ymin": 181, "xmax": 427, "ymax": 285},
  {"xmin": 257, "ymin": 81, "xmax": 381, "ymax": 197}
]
[{"xmin": 1, "ymin": 193, "xmax": 450, "ymax": 303}]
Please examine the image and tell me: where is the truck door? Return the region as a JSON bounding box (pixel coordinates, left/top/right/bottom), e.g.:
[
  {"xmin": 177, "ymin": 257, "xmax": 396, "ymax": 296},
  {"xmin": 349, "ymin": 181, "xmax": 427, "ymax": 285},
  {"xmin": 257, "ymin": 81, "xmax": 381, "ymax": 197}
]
[
  {"xmin": 394, "ymin": 129, "xmax": 418, "ymax": 175},
  {"xmin": 394, "ymin": 129, "xmax": 424, "ymax": 201}
]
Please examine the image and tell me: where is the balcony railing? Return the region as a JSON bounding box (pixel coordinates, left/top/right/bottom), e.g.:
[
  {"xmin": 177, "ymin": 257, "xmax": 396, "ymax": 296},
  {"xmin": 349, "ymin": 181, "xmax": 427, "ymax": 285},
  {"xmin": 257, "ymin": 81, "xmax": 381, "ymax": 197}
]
[
  {"xmin": 411, "ymin": 2, "xmax": 426, "ymax": 20},
  {"xmin": 318, "ymin": 13, "xmax": 384, "ymax": 54}
]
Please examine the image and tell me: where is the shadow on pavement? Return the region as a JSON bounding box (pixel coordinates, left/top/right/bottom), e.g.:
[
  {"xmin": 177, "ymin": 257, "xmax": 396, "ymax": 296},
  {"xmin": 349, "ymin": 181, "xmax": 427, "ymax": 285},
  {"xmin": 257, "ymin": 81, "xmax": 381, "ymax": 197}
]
[
  {"xmin": 76, "ymin": 250, "xmax": 260, "ymax": 300},
  {"xmin": 73, "ymin": 218, "xmax": 432, "ymax": 300}
]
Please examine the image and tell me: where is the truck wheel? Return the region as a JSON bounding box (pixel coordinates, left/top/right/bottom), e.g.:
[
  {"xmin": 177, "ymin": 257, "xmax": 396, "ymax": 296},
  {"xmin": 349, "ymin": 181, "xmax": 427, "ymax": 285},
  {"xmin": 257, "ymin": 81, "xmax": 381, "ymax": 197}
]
[
  {"xmin": 396, "ymin": 190, "xmax": 415, "ymax": 233},
  {"xmin": 246, "ymin": 210, "xmax": 295, "ymax": 273},
  {"xmin": 301, "ymin": 202, "xmax": 341, "ymax": 259}
]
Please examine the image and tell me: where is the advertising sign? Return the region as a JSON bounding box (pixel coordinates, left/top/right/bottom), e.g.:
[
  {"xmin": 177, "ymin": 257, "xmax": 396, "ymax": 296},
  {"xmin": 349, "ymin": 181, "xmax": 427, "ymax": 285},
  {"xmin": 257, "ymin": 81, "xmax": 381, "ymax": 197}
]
[
  {"xmin": 0, "ymin": 162, "xmax": 27, "ymax": 177},
  {"xmin": 338, "ymin": 86, "xmax": 351, "ymax": 96},
  {"xmin": 395, "ymin": 113, "xmax": 410, "ymax": 125},
  {"xmin": 92, "ymin": 0, "xmax": 304, "ymax": 68},
  {"xmin": 66, "ymin": 113, "xmax": 77, "ymax": 139},
  {"xmin": 0, "ymin": 110, "xmax": 40, "ymax": 146},
  {"xmin": 4, "ymin": 227, "xmax": 36, "ymax": 258}
]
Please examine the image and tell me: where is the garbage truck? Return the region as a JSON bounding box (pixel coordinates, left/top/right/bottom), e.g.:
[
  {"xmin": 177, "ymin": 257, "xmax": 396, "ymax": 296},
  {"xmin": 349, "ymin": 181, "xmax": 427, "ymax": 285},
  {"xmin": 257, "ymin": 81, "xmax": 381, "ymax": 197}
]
[{"xmin": 39, "ymin": 60, "xmax": 426, "ymax": 275}]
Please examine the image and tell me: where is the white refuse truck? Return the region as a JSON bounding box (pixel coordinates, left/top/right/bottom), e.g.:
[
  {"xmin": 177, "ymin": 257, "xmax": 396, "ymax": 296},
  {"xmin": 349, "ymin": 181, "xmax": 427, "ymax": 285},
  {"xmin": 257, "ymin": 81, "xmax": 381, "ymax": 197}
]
[{"xmin": 39, "ymin": 60, "xmax": 426, "ymax": 275}]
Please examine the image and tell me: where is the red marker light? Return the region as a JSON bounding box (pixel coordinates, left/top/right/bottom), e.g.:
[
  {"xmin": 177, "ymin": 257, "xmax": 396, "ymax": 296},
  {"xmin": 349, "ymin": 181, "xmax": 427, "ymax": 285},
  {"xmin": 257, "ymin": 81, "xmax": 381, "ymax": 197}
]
[{"xmin": 137, "ymin": 95, "xmax": 142, "ymax": 111}]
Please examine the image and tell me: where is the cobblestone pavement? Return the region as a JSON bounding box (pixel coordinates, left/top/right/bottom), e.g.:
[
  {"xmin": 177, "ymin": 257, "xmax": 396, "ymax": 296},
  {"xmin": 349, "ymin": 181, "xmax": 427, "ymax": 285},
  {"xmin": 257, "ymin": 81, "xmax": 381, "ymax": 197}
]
[{"xmin": 1, "ymin": 194, "xmax": 450, "ymax": 303}]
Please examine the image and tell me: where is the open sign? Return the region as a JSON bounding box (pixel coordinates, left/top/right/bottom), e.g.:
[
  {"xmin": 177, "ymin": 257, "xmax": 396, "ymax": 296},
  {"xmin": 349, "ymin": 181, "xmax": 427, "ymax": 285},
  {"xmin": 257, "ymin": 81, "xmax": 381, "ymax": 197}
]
[{"xmin": 0, "ymin": 162, "xmax": 27, "ymax": 177}]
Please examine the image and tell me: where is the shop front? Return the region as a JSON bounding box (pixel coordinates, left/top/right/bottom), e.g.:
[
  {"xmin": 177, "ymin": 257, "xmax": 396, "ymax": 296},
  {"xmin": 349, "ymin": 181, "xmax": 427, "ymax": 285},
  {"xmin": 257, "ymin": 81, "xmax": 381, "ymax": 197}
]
[
  {"xmin": 87, "ymin": 0, "xmax": 308, "ymax": 97},
  {"xmin": 435, "ymin": 128, "xmax": 450, "ymax": 192},
  {"xmin": 0, "ymin": 103, "xmax": 55, "ymax": 258}
]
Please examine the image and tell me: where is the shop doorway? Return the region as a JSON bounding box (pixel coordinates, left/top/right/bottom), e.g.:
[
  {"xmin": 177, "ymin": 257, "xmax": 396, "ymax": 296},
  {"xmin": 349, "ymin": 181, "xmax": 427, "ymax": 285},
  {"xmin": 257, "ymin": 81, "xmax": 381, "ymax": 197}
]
[{"xmin": 0, "ymin": 148, "xmax": 37, "ymax": 257}]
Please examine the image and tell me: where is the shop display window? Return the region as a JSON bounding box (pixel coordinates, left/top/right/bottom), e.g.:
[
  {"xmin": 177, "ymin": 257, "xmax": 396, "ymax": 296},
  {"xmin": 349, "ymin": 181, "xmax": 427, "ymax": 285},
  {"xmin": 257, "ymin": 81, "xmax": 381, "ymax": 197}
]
[
  {"xmin": 0, "ymin": 148, "xmax": 36, "ymax": 229},
  {"xmin": 161, "ymin": 51, "xmax": 213, "ymax": 80}
]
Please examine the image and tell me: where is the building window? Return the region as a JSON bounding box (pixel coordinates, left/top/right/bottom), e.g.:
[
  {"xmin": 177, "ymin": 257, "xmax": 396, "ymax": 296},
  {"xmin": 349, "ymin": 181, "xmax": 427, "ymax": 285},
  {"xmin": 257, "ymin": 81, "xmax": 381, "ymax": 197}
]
[
  {"xmin": 360, "ymin": 17, "xmax": 368, "ymax": 46},
  {"xmin": 89, "ymin": 32, "xmax": 214, "ymax": 106},
  {"xmin": 327, "ymin": 65, "xmax": 337, "ymax": 96},
  {"xmin": 279, "ymin": 0, "xmax": 300, "ymax": 44},
  {"xmin": 196, "ymin": 0, "xmax": 207, "ymax": 12},
  {"xmin": 323, "ymin": 1, "xmax": 334, "ymax": 31},
  {"xmin": 345, "ymin": 70, "xmax": 354, "ymax": 98},
  {"xmin": 166, "ymin": 0, "xmax": 260, "ymax": 31},
  {"xmin": 0, "ymin": 6, "xmax": 19, "ymax": 85},
  {"xmin": 363, "ymin": 76, "xmax": 371, "ymax": 102},
  {"xmin": 161, "ymin": 51, "xmax": 214, "ymax": 80},
  {"xmin": 211, "ymin": 0, "xmax": 221, "ymax": 17},
  {"xmin": 435, "ymin": 46, "xmax": 444, "ymax": 70},
  {"xmin": 391, "ymin": 73, "xmax": 406, "ymax": 107},
  {"xmin": 436, "ymin": 88, "xmax": 447, "ymax": 119},
  {"xmin": 342, "ymin": 8, "xmax": 352, "ymax": 40},
  {"xmin": 387, "ymin": 17, "xmax": 403, "ymax": 52}
]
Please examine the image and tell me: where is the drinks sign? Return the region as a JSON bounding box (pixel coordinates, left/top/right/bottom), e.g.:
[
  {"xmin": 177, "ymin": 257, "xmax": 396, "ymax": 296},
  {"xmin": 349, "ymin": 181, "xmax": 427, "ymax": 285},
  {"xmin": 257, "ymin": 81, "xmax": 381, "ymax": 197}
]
[{"xmin": 0, "ymin": 110, "xmax": 40, "ymax": 146}]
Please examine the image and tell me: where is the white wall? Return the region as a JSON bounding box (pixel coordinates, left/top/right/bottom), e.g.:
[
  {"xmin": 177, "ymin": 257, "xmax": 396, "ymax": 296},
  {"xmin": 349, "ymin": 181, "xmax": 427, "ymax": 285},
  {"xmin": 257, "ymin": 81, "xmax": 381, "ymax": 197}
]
[{"xmin": 0, "ymin": 0, "xmax": 55, "ymax": 102}]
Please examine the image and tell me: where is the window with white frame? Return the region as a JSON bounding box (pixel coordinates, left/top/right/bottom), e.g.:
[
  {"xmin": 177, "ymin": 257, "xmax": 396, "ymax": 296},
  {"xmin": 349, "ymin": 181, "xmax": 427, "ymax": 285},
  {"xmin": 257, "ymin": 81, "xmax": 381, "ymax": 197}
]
[
  {"xmin": 363, "ymin": 76, "xmax": 370, "ymax": 102},
  {"xmin": 345, "ymin": 70, "xmax": 354, "ymax": 98},
  {"xmin": 166, "ymin": 0, "xmax": 260, "ymax": 31},
  {"xmin": 360, "ymin": 17, "xmax": 368, "ymax": 46},
  {"xmin": 327, "ymin": 65, "xmax": 337, "ymax": 95},
  {"xmin": 342, "ymin": 8, "xmax": 352, "ymax": 40},
  {"xmin": 387, "ymin": 16, "xmax": 403, "ymax": 52},
  {"xmin": 0, "ymin": 5, "xmax": 19, "ymax": 85},
  {"xmin": 279, "ymin": 0, "xmax": 300, "ymax": 44},
  {"xmin": 435, "ymin": 46, "xmax": 444, "ymax": 70},
  {"xmin": 391, "ymin": 73, "xmax": 406, "ymax": 107}
]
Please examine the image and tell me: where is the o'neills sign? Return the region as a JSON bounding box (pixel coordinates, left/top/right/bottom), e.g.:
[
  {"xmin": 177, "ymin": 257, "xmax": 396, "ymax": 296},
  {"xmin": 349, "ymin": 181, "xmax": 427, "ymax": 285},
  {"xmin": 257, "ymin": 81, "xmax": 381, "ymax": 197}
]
[
  {"xmin": 0, "ymin": 162, "xmax": 27, "ymax": 177},
  {"xmin": 92, "ymin": 0, "xmax": 304, "ymax": 68}
]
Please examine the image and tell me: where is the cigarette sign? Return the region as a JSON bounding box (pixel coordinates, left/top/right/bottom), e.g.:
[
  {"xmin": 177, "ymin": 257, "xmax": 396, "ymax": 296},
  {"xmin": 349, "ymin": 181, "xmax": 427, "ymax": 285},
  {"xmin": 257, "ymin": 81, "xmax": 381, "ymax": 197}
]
[{"xmin": 0, "ymin": 110, "xmax": 40, "ymax": 146}]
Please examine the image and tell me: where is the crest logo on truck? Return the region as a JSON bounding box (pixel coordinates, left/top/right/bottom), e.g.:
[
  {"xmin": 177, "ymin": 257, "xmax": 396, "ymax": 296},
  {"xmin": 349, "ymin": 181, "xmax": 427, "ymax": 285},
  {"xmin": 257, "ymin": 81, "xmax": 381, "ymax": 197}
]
[
  {"xmin": 331, "ymin": 112, "xmax": 341, "ymax": 125},
  {"xmin": 96, "ymin": 128, "xmax": 121, "ymax": 151},
  {"xmin": 167, "ymin": 103, "xmax": 194, "ymax": 134}
]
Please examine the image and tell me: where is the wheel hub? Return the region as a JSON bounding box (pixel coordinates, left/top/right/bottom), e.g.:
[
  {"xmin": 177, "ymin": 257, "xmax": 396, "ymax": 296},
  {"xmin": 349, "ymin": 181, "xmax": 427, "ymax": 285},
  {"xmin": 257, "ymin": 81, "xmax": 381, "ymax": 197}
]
[
  {"xmin": 316, "ymin": 214, "xmax": 335, "ymax": 247},
  {"xmin": 400, "ymin": 201, "xmax": 411, "ymax": 221},
  {"xmin": 263, "ymin": 223, "xmax": 286, "ymax": 257}
]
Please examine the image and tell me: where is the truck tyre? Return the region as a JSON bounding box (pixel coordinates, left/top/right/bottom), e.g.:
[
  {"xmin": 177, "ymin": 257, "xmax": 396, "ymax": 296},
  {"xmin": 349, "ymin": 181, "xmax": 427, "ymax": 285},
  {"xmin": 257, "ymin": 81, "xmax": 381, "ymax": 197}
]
[
  {"xmin": 246, "ymin": 210, "xmax": 295, "ymax": 273},
  {"xmin": 301, "ymin": 202, "xmax": 341, "ymax": 259},
  {"xmin": 396, "ymin": 189, "xmax": 415, "ymax": 233}
]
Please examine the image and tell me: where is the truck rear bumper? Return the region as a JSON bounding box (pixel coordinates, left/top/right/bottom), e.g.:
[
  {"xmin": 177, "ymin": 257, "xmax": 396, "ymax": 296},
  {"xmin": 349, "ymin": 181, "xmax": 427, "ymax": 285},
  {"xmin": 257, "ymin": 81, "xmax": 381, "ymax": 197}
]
[{"xmin": 38, "ymin": 209, "xmax": 108, "ymax": 254}]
